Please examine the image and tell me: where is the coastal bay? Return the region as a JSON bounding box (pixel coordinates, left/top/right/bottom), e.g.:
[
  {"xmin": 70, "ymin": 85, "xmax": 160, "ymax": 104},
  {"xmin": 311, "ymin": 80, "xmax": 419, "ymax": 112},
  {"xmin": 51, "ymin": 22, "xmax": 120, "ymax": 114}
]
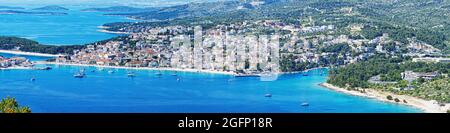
[
  {"xmin": 0, "ymin": 51, "xmax": 437, "ymax": 113},
  {"xmin": 2, "ymin": 0, "xmax": 446, "ymax": 113},
  {"xmin": 0, "ymin": 58, "xmax": 422, "ymax": 112}
]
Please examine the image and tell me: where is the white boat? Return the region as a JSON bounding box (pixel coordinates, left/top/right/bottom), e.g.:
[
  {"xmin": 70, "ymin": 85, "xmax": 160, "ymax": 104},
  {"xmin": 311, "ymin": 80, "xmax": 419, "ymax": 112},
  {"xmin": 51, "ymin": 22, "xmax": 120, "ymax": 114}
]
[
  {"xmin": 74, "ymin": 73, "xmax": 85, "ymax": 78},
  {"xmin": 301, "ymin": 102, "xmax": 309, "ymax": 107},
  {"xmin": 74, "ymin": 69, "xmax": 86, "ymax": 78},
  {"xmin": 265, "ymin": 93, "xmax": 272, "ymax": 97},
  {"xmin": 127, "ymin": 72, "xmax": 135, "ymax": 77}
]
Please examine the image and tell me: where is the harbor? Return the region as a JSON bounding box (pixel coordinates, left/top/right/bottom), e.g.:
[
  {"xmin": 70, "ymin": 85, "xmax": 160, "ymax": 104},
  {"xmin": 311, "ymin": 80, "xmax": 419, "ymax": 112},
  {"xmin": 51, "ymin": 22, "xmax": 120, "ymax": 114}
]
[{"xmin": 0, "ymin": 63, "xmax": 422, "ymax": 113}]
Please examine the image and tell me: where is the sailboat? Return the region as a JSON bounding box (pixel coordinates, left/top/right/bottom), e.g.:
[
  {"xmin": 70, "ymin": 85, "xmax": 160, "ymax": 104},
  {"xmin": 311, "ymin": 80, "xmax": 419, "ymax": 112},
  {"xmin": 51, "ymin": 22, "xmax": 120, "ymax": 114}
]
[
  {"xmin": 74, "ymin": 69, "xmax": 86, "ymax": 78},
  {"xmin": 155, "ymin": 71, "xmax": 163, "ymax": 76},
  {"xmin": 264, "ymin": 82, "xmax": 273, "ymax": 98}
]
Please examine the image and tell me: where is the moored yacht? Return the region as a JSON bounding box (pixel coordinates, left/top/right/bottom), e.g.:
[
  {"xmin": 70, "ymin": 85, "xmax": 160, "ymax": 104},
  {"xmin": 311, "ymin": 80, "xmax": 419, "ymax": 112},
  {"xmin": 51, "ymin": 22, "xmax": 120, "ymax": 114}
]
[
  {"xmin": 301, "ymin": 102, "xmax": 309, "ymax": 107},
  {"xmin": 156, "ymin": 72, "xmax": 162, "ymax": 76},
  {"xmin": 74, "ymin": 69, "xmax": 86, "ymax": 78},
  {"xmin": 108, "ymin": 70, "xmax": 114, "ymax": 74},
  {"xmin": 127, "ymin": 72, "xmax": 135, "ymax": 77}
]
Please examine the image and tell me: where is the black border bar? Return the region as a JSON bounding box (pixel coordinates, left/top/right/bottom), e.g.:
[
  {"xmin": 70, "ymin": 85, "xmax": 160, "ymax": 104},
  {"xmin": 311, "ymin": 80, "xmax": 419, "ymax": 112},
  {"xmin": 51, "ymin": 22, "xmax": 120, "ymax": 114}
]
[{"xmin": 1, "ymin": 113, "xmax": 449, "ymax": 131}]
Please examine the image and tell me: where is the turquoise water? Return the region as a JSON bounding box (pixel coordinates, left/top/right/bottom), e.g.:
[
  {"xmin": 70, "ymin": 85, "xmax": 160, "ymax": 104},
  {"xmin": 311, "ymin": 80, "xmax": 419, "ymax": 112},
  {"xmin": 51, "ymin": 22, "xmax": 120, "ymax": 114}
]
[
  {"xmin": 0, "ymin": 6, "xmax": 423, "ymax": 113},
  {"xmin": 0, "ymin": 9, "xmax": 133, "ymax": 45},
  {"xmin": 0, "ymin": 62, "xmax": 422, "ymax": 113}
]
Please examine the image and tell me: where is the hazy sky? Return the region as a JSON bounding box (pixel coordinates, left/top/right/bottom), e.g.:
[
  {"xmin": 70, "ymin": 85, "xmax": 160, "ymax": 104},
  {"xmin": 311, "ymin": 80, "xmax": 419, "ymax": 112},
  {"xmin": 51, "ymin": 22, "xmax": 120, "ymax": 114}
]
[{"xmin": 0, "ymin": 0, "xmax": 232, "ymax": 7}]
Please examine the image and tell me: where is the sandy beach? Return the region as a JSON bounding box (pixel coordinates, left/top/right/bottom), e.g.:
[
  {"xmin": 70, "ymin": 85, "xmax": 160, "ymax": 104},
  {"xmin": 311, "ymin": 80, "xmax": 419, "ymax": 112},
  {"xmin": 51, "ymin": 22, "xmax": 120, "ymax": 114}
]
[
  {"xmin": 0, "ymin": 50, "xmax": 63, "ymax": 57},
  {"xmin": 97, "ymin": 26, "xmax": 131, "ymax": 34},
  {"xmin": 0, "ymin": 66, "xmax": 33, "ymax": 70},
  {"xmin": 36, "ymin": 61, "xmax": 237, "ymax": 75},
  {"xmin": 320, "ymin": 83, "xmax": 450, "ymax": 113}
]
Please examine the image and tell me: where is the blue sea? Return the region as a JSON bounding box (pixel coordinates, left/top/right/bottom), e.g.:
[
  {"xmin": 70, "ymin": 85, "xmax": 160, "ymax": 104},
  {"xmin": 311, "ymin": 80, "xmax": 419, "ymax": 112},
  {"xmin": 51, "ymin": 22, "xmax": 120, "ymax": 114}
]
[
  {"xmin": 0, "ymin": 53, "xmax": 52, "ymax": 61},
  {"xmin": 0, "ymin": 8, "xmax": 134, "ymax": 45},
  {"xmin": 0, "ymin": 6, "xmax": 423, "ymax": 113},
  {"xmin": 0, "ymin": 54, "xmax": 422, "ymax": 113}
]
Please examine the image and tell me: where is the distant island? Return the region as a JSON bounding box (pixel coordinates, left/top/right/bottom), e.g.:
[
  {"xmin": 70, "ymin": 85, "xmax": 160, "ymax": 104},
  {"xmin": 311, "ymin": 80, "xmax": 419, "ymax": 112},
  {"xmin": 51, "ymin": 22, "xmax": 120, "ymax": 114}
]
[
  {"xmin": 0, "ymin": 36, "xmax": 85, "ymax": 54},
  {"xmin": 32, "ymin": 5, "xmax": 69, "ymax": 11},
  {"xmin": 0, "ymin": 6, "xmax": 25, "ymax": 10},
  {"xmin": 81, "ymin": 6, "xmax": 155, "ymax": 12},
  {"xmin": 0, "ymin": 10, "xmax": 67, "ymax": 15}
]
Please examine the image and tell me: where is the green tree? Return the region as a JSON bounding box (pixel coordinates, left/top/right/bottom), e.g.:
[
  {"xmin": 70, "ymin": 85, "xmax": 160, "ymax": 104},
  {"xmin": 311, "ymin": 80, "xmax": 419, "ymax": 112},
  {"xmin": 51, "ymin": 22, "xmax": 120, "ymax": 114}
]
[
  {"xmin": 397, "ymin": 80, "xmax": 409, "ymax": 88},
  {"xmin": 0, "ymin": 97, "xmax": 31, "ymax": 113}
]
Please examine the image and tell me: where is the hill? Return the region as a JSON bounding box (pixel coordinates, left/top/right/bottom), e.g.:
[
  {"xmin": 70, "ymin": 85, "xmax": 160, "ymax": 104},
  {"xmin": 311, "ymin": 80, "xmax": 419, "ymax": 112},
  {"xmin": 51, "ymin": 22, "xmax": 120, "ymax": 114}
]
[
  {"xmin": 103, "ymin": 0, "xmax": 450, "ymax": 53},
  {"xmin": 0, "ymin": 10, "xmax": 67, "ymax": 15},
  {"xmin": 32, "ymin": 5, "xmax": 69, "ymax": 11},
  {"xmin": 0, "ymin": 6, "xmax": 25, "ymax": 10},
  {"xmin": 0, "ymin": 36, "xmax": 84, "ymax": 54}
]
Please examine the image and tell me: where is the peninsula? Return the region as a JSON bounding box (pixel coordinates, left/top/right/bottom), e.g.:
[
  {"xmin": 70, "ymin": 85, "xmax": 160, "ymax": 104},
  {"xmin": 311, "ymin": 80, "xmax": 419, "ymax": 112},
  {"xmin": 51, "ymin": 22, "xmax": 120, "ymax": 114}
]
[
  {"xmin": 0, "ymin": 10, "xmax": 67, "ymax": 15},
  {"xmin": 0, "ymin": 55, "xmax": 33, "ymax": 69}
]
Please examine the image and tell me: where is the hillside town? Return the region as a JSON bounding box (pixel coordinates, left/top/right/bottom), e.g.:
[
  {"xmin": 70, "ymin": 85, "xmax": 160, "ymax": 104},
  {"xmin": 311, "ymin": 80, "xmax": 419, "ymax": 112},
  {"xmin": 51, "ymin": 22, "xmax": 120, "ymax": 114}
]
[
  {"xmin": 56, "ymin": 19, "xmax": 446, "ymax": 75},
  {"xmin": 1, "ymin": 0, "xmax": 450, "ymax": 114}
]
